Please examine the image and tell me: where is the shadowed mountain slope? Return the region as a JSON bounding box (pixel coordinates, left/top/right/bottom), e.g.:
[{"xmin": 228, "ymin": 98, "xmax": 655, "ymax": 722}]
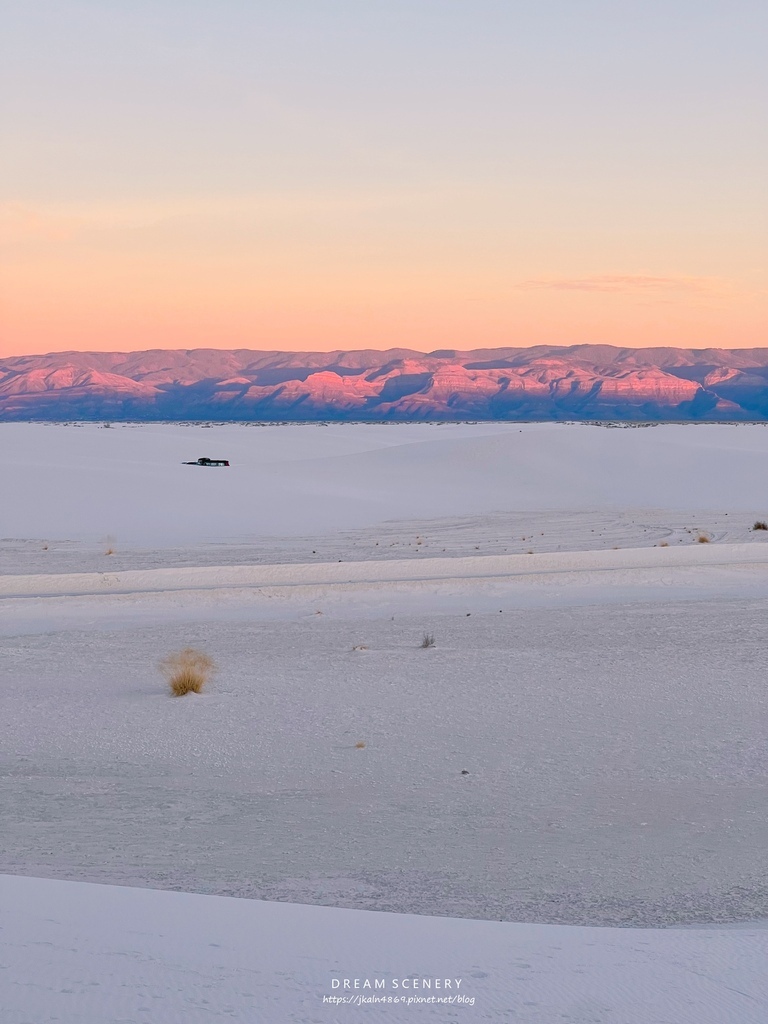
[{"xmin": 2, "ymin": 345, "xmax": 768, "ymax": 421}]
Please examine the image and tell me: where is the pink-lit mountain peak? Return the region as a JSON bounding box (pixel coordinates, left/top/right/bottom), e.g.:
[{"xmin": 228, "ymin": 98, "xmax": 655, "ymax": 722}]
[{"xmin": 1, "ymin": 345, "xmax": 767, "ymax": 421}]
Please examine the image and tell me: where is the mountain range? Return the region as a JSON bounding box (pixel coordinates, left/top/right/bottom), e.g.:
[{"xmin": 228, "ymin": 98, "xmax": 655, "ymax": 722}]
[{"xmin": 2, "ymin": 345, "xmax": 768, "ymax": 421}]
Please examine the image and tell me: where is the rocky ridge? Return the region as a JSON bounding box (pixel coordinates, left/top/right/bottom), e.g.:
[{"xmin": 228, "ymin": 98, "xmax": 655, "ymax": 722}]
[{"xmin": 2, "ymin": 345, "xmax": 768, "ymax": 420}]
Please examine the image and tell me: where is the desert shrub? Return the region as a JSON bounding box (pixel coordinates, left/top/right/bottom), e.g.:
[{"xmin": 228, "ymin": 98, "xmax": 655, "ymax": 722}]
[
  {"xmin": 697, "ymin": 533, "xmax": 711, "ymax": 543},
  {"xmin": 159, "ymin": 647, "xmax": 216, "ymax": 697},
  {"xmin": 753, "ymin": 521, "xmax": 768, "ymax": 531},
  {"xmin": 420, "ymin": 632, "xmax": 436, "ymax": 649}
]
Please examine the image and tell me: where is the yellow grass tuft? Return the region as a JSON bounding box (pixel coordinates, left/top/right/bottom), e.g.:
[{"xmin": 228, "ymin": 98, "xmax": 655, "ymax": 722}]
[
  {"xmin": 159, "ymin": 647, "xmax": 216, "ymax": 697},
  {"xmin": 355, "ymin": 741, "xmax": 366, "ymax": 749},
  {"xmin": 697, "ymin": 533, "xmax": 711, "ymax": 543}
]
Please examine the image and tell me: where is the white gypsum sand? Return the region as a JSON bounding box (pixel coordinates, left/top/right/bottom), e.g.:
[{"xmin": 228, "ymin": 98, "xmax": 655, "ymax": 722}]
[
  {"xmin": 3, "ymin": 420, "xmax": 768, "ymax": 548},
  {"xmin": 2, "ymin": 874, "xmax": 767, "ymax": 1024},
  {"xmin": 2, "ymin": 422, "xmax": 768, "ymax": 1021}
]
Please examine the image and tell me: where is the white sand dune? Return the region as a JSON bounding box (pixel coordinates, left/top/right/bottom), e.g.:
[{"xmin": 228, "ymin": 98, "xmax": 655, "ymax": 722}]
[
  {"xmin": 3, "ymin": 421, "xmax": 768, "ymax": 545},
  {"xmin": 3, "ymin": 543, "xmax": 768, "ymax": 637},
  {"xmin": 2, "ymin": 875, "xmax": 767, "ymax": 1024},
  {"xmin": 3, "ymin": 542, "xmax": 768, "ymax": 598},
  {"xmin": 3, "ymin": 422, "xmax": 768, "ymax": 1020}
]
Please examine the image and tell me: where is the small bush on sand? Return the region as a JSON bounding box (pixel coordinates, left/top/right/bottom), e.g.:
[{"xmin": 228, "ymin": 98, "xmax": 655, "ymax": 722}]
[
  {"xmin": 753, "ymin": 521, "xmax": 768, "ymax": 531},
  {"xmin": 420, "ymin": 632, "xmax": 436, "ymax": 649},
  {"xmin": 697, "ymin": 533, "xmax": 711, "ymax": 543},
  {"xmin": 160, "ymin": 648, "xmax": 216, "ymax": 697}
]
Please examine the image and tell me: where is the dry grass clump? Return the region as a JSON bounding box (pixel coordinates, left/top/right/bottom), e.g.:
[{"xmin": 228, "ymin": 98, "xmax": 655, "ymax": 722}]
[
  {"xmin": 753, "ymin": 521, "xmax": 768, "ymax": 531},
  {"xmin": 697, "ymin": 533, "xmax": 711, "ymax": 543},
  {"xmin": 420, "ymin": 632, "xmax": 436, "ymax": 649},
  {"xmin": 160, "ymin": 648, "xmax": 216, "ymax": 697}
]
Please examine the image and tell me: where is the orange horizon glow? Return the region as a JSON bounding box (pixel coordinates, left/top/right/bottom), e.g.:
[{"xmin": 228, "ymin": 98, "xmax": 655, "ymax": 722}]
[
  {"xmin": 2, "ymin": 192, "xmax": 765, "ymax": 358},
  {"xmin": 2, "ymin": 5, "xmax": 766, "ymax": 358}
]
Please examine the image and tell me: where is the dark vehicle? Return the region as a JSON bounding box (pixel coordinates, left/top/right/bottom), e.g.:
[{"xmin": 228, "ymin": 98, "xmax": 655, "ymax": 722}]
[{"xmin": 183, "ymin": 457, "xmax": 230, "ymax": 467}]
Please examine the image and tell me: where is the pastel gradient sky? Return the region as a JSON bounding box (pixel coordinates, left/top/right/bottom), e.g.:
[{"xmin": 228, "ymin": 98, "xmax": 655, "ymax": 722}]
[{"xmin": 1, "ymin": 0, "xmax": 766, "ymax": 356}]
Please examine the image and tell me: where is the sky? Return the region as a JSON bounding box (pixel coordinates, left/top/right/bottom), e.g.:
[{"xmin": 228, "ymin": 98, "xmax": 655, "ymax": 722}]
[{"xmin": 1, "ymin": 0, "xmax": 766, "ymax": 357}]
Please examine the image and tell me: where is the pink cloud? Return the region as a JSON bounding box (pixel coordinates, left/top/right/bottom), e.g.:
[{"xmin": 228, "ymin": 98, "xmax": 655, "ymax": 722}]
[{"xmin": 517, "ymin": 275, "xmax": 720, "ymax": 293}]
